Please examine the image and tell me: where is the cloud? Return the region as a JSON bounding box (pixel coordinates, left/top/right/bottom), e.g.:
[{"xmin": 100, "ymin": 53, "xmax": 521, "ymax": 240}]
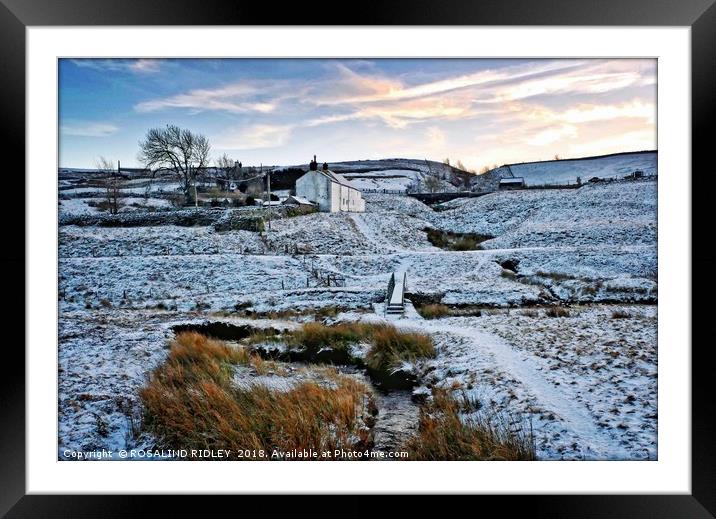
[
  {"xmin": 214, "ymin": 124, "xmax": 293, "ymax": 150},
  {"xmin": 301, "ymin": 59, "xmax": 654, "ymax": 129},
  {"xmin": 128, "ymin": 59, "xmax": 655, "ymax": 133},
  {"xmin": 128, "ymin": 59, "xmax": 162, "ymax": 73},
  {"xmin": 567, "ymin": 129, "xmax": 656, "ymax": 157},
  {"xmin": 70, "ymin": 59, "xmax": 163, "ymax": 74},
  {"xmin": 134, "ymin": 82, "xmax": 282, "ymax": 114},
  {"xmin": 61, "ymin": 121, "xmax": 119, "ymax": 137},
  {"xmin": 526, "ymin": 125, "xmax": 578, "ymax": 146},
  {"xmin": 558, "ymin": 100, "xmax": 655, "ymax": 124}
]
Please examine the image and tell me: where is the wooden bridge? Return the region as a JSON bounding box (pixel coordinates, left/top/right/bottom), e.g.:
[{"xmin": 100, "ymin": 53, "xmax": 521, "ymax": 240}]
[{"xmin": 385, "ymin": 272, "xmax": 407, "ymax": 315}]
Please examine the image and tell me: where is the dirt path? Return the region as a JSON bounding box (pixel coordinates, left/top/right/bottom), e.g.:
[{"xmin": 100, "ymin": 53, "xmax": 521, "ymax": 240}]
[{"xmin": 348, "ymin": 213, "xmax": 403, "ymax": 253}]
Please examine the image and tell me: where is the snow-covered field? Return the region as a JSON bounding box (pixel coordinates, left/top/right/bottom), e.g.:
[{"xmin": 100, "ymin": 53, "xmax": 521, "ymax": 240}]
[
  {"xmin": 58, "ymin": 177, "xmax": 658, "ymax": 460},
  {"xmin": 508, "ymin": 151, "xmax": 657, "ymax": 185}
]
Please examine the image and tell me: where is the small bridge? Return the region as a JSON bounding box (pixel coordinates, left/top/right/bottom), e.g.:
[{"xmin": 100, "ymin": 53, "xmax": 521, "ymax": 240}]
[{"xmin": 385, "ymin": 272, "xmax": 407, "ymax": 315}]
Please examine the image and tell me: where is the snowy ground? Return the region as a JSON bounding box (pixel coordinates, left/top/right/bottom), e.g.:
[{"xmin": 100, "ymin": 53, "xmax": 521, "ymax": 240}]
[
  {"xmin": 506, "ymin": 151, "xmax": 657, "ymax": 185},
  {"xmin": 58, "ymin": 177, "xmax": 658, "ymax": 460},
  {"xmin": 376, "ymin": 305, "xmax": 657, "ymax": 460}
]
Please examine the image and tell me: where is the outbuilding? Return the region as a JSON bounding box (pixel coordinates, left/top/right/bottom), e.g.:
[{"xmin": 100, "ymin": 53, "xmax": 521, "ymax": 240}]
[{"xmin": 498, "ymin": 177, "xmax": 526, "ymax": 190}]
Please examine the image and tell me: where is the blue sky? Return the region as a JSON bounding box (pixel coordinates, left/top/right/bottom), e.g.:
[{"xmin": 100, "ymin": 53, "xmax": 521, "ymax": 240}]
[{"xmin": 59, "ymin": 58, "xmax": 656, "ymax": 170}]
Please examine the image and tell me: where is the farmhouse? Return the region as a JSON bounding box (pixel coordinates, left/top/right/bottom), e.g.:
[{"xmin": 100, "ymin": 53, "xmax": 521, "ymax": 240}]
[{"xmin": 295, "ymin": 156, "xmax": 365, "ymax": 213}]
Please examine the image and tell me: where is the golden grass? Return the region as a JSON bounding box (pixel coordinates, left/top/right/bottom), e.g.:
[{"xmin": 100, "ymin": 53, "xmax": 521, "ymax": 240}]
[
  {"xmin": 416, "ymin": 303, "xmax": 451, "ymax": 319},
  {"xmin": 403, "ymin": 388, "xmax": 536, "ymax": 461},
  {"xmin": 611, "ymin": 310, "xmax": 631, "ymax": 319},
  {"xmin": 286, "ymin": 321, "xmax": 373, "ymax": 354},
  {"xmin": 276, "ymin": 321, "xmax": 435, "ymax": 372},
  {"xmin": 140, "ymin": 332, "xmax": 372, "ymax": 458},
  {"xmin": 545, "ymin": 306, "xmax": 570, "ymax": 318},
  {"xmin": 364, "ymin": 323, "xmax": 435, "ymax": 372}
]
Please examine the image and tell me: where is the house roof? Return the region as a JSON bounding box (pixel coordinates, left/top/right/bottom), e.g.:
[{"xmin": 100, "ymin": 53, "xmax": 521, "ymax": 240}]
[
  {"xmin": 285, "ymin": 195, "xmax": 315, "ymax": 205},
  {"xmin": 315, "ymin": 169, "xmax": 361, "ymax": 191}
]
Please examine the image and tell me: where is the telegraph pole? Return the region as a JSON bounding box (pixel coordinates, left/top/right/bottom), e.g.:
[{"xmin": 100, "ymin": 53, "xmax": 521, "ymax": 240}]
[
  {"xmin": 267, "ymin": 167, "xmax": 272, "ymax": 231},
  {"xmin": 192, "ymin": 165, "xmax": 198, "ymax": 209}
]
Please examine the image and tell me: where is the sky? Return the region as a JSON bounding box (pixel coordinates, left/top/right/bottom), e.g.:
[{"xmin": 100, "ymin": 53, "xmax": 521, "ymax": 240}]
[{"xmin": 58, "ymin": 58, "xmax": 656, "ymax": 171}]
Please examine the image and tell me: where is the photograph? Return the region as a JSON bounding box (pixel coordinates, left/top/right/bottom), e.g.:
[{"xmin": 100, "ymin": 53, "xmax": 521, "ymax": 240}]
[{"xmin": 56, "ymin": 57, "xmax": 659, "ymax": 462}]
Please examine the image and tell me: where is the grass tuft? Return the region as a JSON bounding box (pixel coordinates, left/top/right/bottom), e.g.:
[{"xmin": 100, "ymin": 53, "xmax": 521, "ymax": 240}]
[
  {"xmin": 416, "ymin": 303, "xmax": 451, "ymax": 319},
  {"xmin": 365, "ymin": 323, "xmax": 435, "ymax": 372},
  {"xmin": 611, "ymin": 310, "xmax": 632, "ymax": 319},
  {"xmin": 545, "ymin": 306, "xmax": 570, "ymax": 318},
  {"xmin": 403, "ymin": 388, "xmax": 536, "ymax": 460},
  {"xmin": 140, "ymin": 332, "xmax": 372, "ymax": 458},
  {"xmin": 424, "ymin": 228, "xmax": 492, "ymax": 251}
]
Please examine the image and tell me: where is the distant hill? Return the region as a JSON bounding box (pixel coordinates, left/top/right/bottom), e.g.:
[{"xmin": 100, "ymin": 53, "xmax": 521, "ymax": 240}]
[
  {"xmin": 500, "ymin": 150, "xmax": 657, "ymax": 186},
  {"xmin": 278, "ymin": 158, "xmax": 474, "ymax": 192}
]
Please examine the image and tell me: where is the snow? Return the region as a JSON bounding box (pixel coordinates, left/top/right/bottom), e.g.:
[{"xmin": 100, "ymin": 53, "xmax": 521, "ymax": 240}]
[
  {"xmin": 344, "ymin": 303, "xmax": 656, "ymax": 460},
  {"xmin": 59, "ymin": 198, "xmax": 100, "ymax": 216},
  {"xmin": 58, "ymin": 173, "xmax": 658, "ymax": 460},
  {"xmin": 508, "ymin": 151, "xmax": 656, "ymax": 186}
]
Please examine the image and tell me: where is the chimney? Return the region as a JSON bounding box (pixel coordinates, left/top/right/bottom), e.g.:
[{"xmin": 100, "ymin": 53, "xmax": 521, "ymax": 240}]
[
  {"xmin": 309, "ymin": 155, "xmax": 318, "ymax": 171},
  {"xmin": 322, "ymin": 162, "xmax": 328, "ymax": 171}
]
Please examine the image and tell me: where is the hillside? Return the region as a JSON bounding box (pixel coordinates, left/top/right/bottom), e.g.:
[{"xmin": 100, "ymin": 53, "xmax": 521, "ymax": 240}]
[
  {"xmin": 473, "ymin": 151, "xmax": 657, "ymax": 189},
  {"xmin": 281, "ymin": 158, "xmax": 473, "ymax": 192}
]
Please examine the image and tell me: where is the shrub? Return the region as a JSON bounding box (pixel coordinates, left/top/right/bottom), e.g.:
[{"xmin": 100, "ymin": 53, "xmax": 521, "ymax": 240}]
[
  {"xmin": 611, "ymin": 310, "xmax": 631, "ymax": 319},
  {"xmin": 140, "ymin": 332, "xmax": 372, "ymax": 458},
  {"xmin": 403, "ymin": 388, "xmax": 535, "ymax": 460},
  {"xmin": 417, "ymin": 303, "xmax": 451, "ymax": 319},
  {"xmin": 521, "ymin": 309, "xmax": 539, "ymax": 317},
  {"xmin": 545, "ymin": 306, "xmax": 570, "ymax": 318},
  {"xmin": 423, "ymin": 228, "xmax": 492, "ymax": 251}
]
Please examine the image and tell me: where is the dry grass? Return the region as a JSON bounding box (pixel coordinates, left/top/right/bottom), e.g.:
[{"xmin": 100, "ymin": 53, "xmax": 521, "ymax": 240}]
[
  {"xmin": 521, "ymin": 309, "xmax": 539, "ymax": 317},
  {"xmin": 416, "ymin": 303, "xmax": 451, "ymax": 319},
  {"xmin": 545, "ymin": 306, "xmax": 570, "ymax": 318},
  {"xmin": 403, "ymin": 388, "xmax": 536, "ymax": 460},
  {"xmin": 286, "ymin": 321, "xmax": 373, "ymax": 354},
  {"xmin": 251, "ymin": 321, "xmax": 435, "ymax": 375},
  {"xmin": 424, "ymin": 228, "xmax": 491, "ymax": 251},
  {"xmin": 365, "ymin": 324, "xmax": 435, "ymax": 372},
  {"xmin": 611, "ymin": 310, "xmax": 632, "ymax": 319},
  {"xmin": 140, "ymin": 332, "xmax": 372, "ymax": 458}
]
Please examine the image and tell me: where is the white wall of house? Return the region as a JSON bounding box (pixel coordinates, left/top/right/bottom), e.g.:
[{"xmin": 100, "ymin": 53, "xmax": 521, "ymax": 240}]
[
  {"xmin": 296, "ymin": 170, "xmax": 365, "ymax": 212},
  {"xmin": 296, "ymin": 171, "xmax": 332, "ymax": 211}
]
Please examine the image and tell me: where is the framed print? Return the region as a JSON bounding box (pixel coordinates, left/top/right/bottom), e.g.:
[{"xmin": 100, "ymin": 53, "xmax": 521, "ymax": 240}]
[{"xmin": 3, "ymin": 0, "xmax": 715, "ymax": 515}]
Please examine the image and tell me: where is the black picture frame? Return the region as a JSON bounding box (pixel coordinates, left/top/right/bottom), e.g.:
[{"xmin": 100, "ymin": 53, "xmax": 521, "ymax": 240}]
[{"xmin": 2, "ymin": 0, "xmax": 714, "ymax": 515}]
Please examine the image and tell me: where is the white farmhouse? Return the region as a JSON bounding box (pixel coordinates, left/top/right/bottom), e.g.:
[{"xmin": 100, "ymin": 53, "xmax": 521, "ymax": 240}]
[{"xmin": 295, "ymin": 156, "xmax": 365, "ymax": 213}]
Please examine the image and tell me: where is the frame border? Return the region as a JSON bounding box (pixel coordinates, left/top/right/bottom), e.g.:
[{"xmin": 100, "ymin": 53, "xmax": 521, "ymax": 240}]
[{"xmin": 4, "ymin": 0, "xmax": 715, "ymax": 515}]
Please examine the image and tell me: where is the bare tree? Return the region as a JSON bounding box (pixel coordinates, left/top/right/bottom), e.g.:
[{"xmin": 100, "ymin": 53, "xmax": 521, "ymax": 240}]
[
  {"xmin": 138, "ymin": 125, "xmax": 211, "ymax": 204},
  {"xmin": 96, "ymin": 156, "xmax": 121, "ymax": 214},
  {"xmin": 215, "ymin": 153, "xmax": 235, "ymax": 180},
  {"xmin": 424, "ymin": 173, "xmax": 442, "ymax": 193}
]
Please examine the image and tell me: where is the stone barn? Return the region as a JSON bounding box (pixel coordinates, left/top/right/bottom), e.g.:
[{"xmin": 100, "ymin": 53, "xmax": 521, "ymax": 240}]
[{"xmin": 295, "ymin": 156, "xmax": 365, "ymax": 213}]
